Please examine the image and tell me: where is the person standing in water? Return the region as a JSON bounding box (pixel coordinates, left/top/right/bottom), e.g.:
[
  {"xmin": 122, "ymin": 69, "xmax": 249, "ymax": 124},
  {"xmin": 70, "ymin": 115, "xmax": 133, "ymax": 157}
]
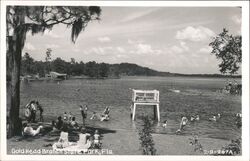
[
  {"xmin": 80, "ymin": 105, "xmax": 88, "ymax": 127},
  {"xmin": 180, "ymin": 116, "xmax": 188, "ymax": 130}
]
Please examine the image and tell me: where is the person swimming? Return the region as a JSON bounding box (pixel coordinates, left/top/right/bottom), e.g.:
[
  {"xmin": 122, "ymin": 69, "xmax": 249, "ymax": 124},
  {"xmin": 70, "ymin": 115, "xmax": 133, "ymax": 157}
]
[
  {"xmin": 190, "ymin": 116, "xmax": 195, "ymax": 122},
  {"xmin": 209, "ymin": 114, "xmax": 221, "ymax": 122},
  {"xmin": 195, "ymin": 115, "xmax": 200, "ymax": 121},
  {"xmin": 209, "ymin": 115, "xmax": 217, "ymax": 121},
  {"xmin": 100, "ymin": 114, "xmax": 109, "ymax": 121}
]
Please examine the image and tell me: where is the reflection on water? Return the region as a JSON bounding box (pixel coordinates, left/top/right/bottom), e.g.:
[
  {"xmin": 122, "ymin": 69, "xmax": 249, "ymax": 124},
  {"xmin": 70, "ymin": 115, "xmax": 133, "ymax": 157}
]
[{"xmin": 19, "ymin": 77, "xmax": 241, "ymax": 141}]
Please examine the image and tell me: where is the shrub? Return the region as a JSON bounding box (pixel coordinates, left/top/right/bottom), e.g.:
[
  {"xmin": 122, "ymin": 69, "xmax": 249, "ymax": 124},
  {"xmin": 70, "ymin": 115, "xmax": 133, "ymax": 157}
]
[{"xmin": 138, "ymin": 116, "xmax": 157, "ymax": 155}]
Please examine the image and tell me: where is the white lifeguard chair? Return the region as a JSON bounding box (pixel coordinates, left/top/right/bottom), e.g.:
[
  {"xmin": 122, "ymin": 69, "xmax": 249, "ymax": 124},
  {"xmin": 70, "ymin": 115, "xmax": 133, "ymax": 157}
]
[{"xmin": 130, "ymin": 89, "xmax": 160, "ymax": 122}]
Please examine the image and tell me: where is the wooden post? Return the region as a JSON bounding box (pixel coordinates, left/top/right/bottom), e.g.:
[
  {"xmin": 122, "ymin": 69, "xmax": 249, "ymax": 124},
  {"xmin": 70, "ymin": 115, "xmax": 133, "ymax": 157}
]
[
  {"xmin": 153, "ymin": 105, "xmax": 157, "ymax": 120},
  {"xmin": 157, "ymin": 104, "xmax": 160, "ymax": 122},
  {"xmin": 132, "ymin": 104, "xmax": 136, "ymax": 121}
]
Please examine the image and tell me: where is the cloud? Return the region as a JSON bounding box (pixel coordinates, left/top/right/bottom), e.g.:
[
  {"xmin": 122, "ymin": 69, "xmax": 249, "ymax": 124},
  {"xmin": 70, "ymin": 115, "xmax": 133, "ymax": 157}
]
[
  {"xmin": 128, "ymin": 40, "xmax": 162, "ymax": 55},
  {"xmin": 135, "ymin": 43, "xmax": 162, "ymax": 55},
  {"xmin": 231, "ymin": 15, "xmax": 241, "ymax": 24},
  {"xmin": 98, "ymin": 36, "xmax": 111, "ymax": 42},
  {"xmin": 116, "ymin": 47, "xmax": 125, "ymax": 53},
  {"xmin": 170, "ymin": 45, "xmax": 184, "ymax": 54},
  {"xmin": 24, "ymin": 42, "xmax": 36, "ymax": 51},
  {"xmin": 85, "ymin": 46, "xmax": 126, "ymax": 56},
  {"xmin": 180, "ymin": 41, "xmax": 189, "ymax": 51},
  {"xmin": 169, "ymin": 41, "xmax": 189, "ymax": 54},
  {"xmin": 175, "ymin": 26, "xmax": 215, "ymax": 42},
  {"xmin": 199, "ymin": 46, "xmax": 212, "ymax": 53}
]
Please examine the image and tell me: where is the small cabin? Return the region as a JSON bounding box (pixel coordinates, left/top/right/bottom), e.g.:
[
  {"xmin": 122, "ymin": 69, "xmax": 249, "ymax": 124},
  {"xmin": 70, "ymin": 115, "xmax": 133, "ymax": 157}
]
[
  {"xmin": 130, "ymin": 89, "xmax": 160, "ymax": 121},
  {"xmin": 49, "ymin": 71, "xmax": 67, "ymax": 80}
]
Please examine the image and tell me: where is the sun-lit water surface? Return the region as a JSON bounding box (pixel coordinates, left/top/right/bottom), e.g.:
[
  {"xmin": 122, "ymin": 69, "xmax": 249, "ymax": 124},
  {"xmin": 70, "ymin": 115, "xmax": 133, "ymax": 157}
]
[{"xmin": 19, "ymin": 76, "xmax": 241, "ymax": 140}]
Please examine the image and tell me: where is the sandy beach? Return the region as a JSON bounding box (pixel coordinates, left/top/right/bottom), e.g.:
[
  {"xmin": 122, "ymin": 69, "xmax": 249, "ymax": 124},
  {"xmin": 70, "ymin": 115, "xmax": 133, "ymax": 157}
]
[{"xmin": 7, "ymin": 127, "xmax": 232, "ymax": 155}]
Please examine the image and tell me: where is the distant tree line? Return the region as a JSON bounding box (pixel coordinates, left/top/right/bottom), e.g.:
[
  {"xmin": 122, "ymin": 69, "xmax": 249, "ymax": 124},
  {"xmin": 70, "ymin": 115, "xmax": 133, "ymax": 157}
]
[
  {"xmin": 18, "ymin": 52, "xmax": 242, "ymax": 79},
  {"xmin": 19, "ymin": 52, "xmax": 166, "ymax": 78}
]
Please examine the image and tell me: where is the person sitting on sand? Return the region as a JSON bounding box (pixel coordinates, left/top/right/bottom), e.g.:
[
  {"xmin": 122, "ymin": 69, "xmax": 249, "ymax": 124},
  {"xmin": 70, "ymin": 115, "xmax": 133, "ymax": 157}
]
[
  {"xmin": 63, "ymin": 112, "xmax": 68, "ymax": 121},
  {"xmin": 77, "ymin": 128, "xmax": 91, "ymax": 147},
  {"xmin": 56, "ymin": 116, "xmax": 63, "ymax": 130},
  {"xmin": 54, "ymin": 130, "xmax": 70, "ymax": 148},
  {"xmin": 22, "ymin": 123, "xmax": 43, "ymax": 137},
  {"xmin": 70, "ymin": 117, "xmax": 80, "ymax": 130},
  {"xmin": 68, "ymin": 112, "xmax": 73, "ymax": 122},
  {"xmin": 162, "ymin": 120, "xmax": 168, "ymax": 128},
  {"xmin": 93, "ymin": 130, "xmax": 101, "ymax": 148}
]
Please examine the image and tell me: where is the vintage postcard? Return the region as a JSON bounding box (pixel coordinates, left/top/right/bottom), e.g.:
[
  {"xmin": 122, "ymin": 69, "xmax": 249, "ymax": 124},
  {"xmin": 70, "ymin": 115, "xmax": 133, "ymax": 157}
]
[{"xmin": 0, "ymin": 1, "xmax": 249, "ymax": 161}]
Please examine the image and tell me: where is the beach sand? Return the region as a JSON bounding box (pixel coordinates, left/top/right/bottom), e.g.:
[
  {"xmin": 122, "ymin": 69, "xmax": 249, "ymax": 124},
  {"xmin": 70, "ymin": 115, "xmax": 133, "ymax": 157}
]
[{"xmin": 7, "ymin": 127, "xmax": 232, "ymax": 156}]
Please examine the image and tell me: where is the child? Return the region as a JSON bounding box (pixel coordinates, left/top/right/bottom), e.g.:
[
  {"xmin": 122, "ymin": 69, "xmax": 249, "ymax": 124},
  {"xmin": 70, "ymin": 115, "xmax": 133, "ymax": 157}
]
[
  {"xmin": 63, "ymin": 112, "xmax": 68, "ymax": 121},
  {"xmin": 90, "ymin": 112, "xmax": 99, "ymax": 120},
  {"xmin": 70, "ymin": 117, "xmax": 79, "ymax": 130},
  {"xmin": 93, "ymin": 130, "xmax": 101, "ymax": 148},
  {"xmin": 68, "ymin": 112, "xmax": 73, "ymax": 122},
  {"xmin": 162, "ymin": 120, "xmax": 167, "ymax": 128}
]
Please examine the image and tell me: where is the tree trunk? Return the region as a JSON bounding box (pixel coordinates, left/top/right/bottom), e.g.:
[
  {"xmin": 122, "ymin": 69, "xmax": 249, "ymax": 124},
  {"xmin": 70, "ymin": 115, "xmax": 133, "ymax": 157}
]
[
  {"xmin": 8, "ymin": 7, "xmax": 26, "ymax": 137},
  {"xmin": 8, "ymin": 34, "xmax": 23, "ymax": 137}
]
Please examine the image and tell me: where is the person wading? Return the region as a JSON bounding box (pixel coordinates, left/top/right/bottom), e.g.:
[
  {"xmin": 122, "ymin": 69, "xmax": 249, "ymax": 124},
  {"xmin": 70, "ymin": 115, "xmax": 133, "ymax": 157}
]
[{"xmin": 80, "ymin": 105, "xmax": 88, "ymax": 127}]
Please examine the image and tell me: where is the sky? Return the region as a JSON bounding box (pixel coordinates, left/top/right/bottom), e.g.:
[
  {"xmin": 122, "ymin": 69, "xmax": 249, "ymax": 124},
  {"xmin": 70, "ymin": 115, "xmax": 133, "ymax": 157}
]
[{"xmin": 23, "ymin": 7, "xmax": 242, "ymax": 74}]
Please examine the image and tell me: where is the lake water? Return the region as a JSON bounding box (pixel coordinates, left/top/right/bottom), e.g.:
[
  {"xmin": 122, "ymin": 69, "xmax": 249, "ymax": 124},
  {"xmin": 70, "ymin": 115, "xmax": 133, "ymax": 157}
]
[{"xmin": 19, "ymin": 76, "xmax": 241, "ymax": 141}]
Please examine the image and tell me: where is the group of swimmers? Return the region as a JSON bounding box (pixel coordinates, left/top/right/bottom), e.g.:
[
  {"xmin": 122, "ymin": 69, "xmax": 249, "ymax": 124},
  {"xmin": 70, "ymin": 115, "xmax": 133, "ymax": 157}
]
[
  {"xmin": 162, "ymin": 112, "xmax": 242, "ymax": 134},
  {"xmin": 90, "ymin": 106, "xmax": 110, "ymax": 121}
]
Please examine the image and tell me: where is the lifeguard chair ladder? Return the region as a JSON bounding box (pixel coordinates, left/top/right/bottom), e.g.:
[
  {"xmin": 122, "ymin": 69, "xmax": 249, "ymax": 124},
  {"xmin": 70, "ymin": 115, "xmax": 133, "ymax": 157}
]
[{"xmin": 130, "ymin": 89, "xmax": 160, "ymax": 122}]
